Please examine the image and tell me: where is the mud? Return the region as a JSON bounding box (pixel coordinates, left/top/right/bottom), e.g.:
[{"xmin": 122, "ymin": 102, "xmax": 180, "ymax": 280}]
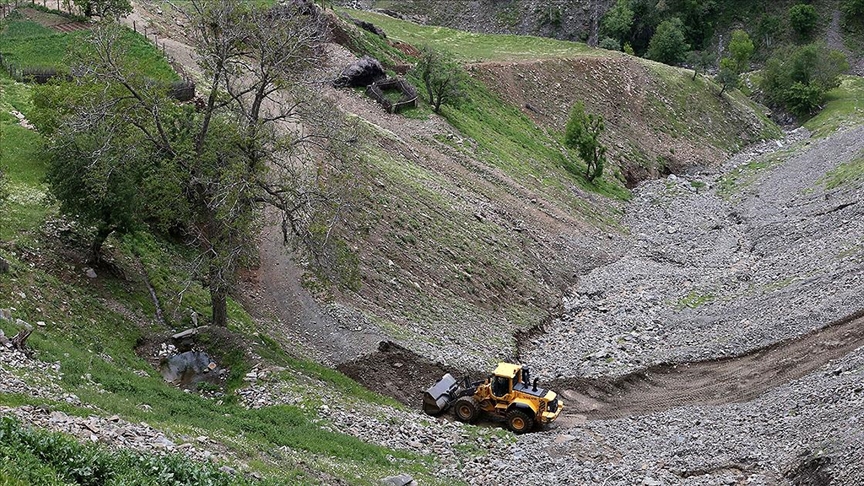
[{"xmin": 337, "ymin": 341, "xmax": 478, "ymax": 407}]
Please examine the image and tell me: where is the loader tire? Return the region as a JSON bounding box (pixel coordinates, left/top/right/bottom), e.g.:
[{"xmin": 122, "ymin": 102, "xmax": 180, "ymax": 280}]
[
  {"xmin": 506, "ymin": 409, "xmax": 534, "ymax": 434},
  {"xmin": 453, "ymin": 396, "xmax": 479, "ymax": 423}
]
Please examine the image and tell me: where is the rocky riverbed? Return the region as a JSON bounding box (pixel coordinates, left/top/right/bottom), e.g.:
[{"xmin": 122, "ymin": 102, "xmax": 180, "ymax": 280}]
[{"xmin": 505, "ymin": 125, "xmax": 864, "ymax": 484}]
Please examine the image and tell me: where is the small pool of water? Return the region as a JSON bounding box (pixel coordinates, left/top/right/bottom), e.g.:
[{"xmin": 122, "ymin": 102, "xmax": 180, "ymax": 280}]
[{"xmin": 160, "ymin": 351, "xmax": 222, "ymax": 387}]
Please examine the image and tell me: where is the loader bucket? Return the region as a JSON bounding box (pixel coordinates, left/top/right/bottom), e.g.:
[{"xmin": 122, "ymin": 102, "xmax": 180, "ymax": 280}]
[{"xmin": 423, "ymin": 373, "xmax": 459, "ymax": 416}]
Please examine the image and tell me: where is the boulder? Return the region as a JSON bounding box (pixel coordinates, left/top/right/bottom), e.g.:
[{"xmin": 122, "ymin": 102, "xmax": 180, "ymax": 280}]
[
  {"xmin": 351, "ymin": 18, "xmax": 386, "ymax": 38},
  {"xmin": 381, "ymin": 474, "xmax": 416, "ymax": 486},
  {"xmin": 334, "ymin": 56, "xmax": 386, "ymax": 88}
]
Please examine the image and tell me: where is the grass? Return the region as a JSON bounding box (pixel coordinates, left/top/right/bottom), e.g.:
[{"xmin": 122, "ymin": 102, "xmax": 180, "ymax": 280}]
[
  {"xmin": 0, "ymin": 417, "xmax": 259, "ymax": 486},
  {"xmin": 821, "ymin": 151, "xmax": 864, "ymax": 189},
  {"xmin": 434, "ymin": 74, "xmax": 630, "ymax": 204},
  {"xmin": 716, "ymin": 147, "xmax": 796, "ymax": 199},
  {"xmin": 804, "ymin": 76, "xmax": 864, "ymax": 138},
  {"xmin": 675, "ymin": 290, "xmax": 715, "ymax": 310},
  {"xmin": 0, "ymin": 75, "xmax": 49, "ymax": 241},
  {"xmin": 341, "ymin": 8, "xmax": 597, "ymax": 63},
  {"xmin": 0, "ymin": 12, "xmax": 178, "ymax": 81}
]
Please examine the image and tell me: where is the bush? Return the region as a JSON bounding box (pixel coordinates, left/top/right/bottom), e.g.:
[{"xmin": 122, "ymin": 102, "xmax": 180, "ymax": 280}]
[
  {"xmin": 842, "ymin": 0, "xmax": 864, "ymax": 27},
  {"xmin": 789, "ymin": 4, "xmax": 818, "ymax": 38},
  {"xmin": 599, "ymin": 37, "xmax": 622, "ymax": 51},
  {"xmin": 760, "ymin": 43, "xmax": 849, "ymax": 117}
]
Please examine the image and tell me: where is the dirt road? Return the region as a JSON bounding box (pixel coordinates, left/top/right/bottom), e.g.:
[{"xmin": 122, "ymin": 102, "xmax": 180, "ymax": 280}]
[{"xmin": 555, "ymin": 310, "xmax": 864, "ymax": 421}]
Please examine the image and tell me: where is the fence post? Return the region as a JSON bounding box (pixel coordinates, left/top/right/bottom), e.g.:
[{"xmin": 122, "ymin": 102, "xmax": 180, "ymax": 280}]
[{"xmin": 133, "ymin": 20, "xmax": 136, "ymax": 33}]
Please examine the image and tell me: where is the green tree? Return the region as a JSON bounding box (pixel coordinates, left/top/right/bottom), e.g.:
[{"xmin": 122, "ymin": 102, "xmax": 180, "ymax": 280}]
[
  {"xmin": 755, "ymin": 14, "xmax": 781, "ymax": 53},
  {"xmin": 71, "ymin": 0, "xmax": 132, "ymax": 18},
  {"xmin": 629, "ymin": 0, "xmax": 661, "ymax": 55},
  {"xmin": 666, "ymin": 0, "xmax": 717, "ymax": 49},
  {"xmin": 413, "ymin": 46, "xmax": 466, "ymax": 114},
  {"xmin": 717, "ymin": 58, "xmax": 740, "ymax": 95},
  {"xmin": 647, "ymin": 17, "xmax": 689, "ymax": 65},
  {"xmin": 842, "ymin": 0, "xmax": 864, "ymax": 27},
  {"xmin": 564, "ymin": 102, "xmax": 606, "ymax": 182},
  {"xmin": 39, "ymin": 2, "xmax": 356, "ymax": 326},
  {"xmin": 600, "ymin": 0, "xmax": 634, "ymax": 45},
  {"xmin": 43, "ymin": 109, "xmax": 151, "ymax": 263},
  {"xmin": 716, "ymin": 30, "xmax": 753, "ymax": 95},
  {"xmin": 728, "ymin": 29, "xmax": 754, "ymax": 72},
  {"xmin": 761, "ymin": 43, "xmax": 849, "ymax": 117},
  {"xmin": 32, "ymin": 46, "xmax": 161, "ymax": 263},
  {"xmin": 789, "ymin": 4, "xmax": 818, "ymax": 39}
]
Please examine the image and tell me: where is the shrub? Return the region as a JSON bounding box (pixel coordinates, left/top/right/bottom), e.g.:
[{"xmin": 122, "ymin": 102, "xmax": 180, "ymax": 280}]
[
  {"xmin": 599, "ymin": 37, "xmax": 622, "ymax": 51},
  {"xmin": 789, "ymin": 4, "xmax": 818, "ymax": 38},
  {"xmin": 760, "ymin": 43, "xmax": 849, "ymax": 117}
]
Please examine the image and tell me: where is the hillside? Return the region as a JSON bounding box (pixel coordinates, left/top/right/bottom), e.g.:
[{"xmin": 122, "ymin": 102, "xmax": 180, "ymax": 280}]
[
  {"xmin": 296, "ymin": 7, "xmax": 781, "ymax": 375},
  {"xmin": 1, "ymin": 1, "xmax": 863, "ymax": 485},
  {"xmin": 355, "ymin": 0, "xmax": 864, "ymax": 73}
]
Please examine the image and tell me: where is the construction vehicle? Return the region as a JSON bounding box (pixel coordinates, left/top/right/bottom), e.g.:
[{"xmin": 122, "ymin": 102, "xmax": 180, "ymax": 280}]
[{"xmin": 422, "ymin": 362, "xmax": 563, "ymax": 434}]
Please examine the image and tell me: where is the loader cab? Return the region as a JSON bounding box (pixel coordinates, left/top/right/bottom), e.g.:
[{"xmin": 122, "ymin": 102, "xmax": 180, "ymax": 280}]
[{"xmin": 491, "ymin": 363, "xmax": 523, "ymax": 397}]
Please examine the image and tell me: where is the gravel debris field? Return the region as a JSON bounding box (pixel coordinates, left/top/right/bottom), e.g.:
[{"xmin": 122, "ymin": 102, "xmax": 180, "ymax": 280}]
[{"xmin": 502, "ymin": 125, "xmax": 864, "ymax": 484}]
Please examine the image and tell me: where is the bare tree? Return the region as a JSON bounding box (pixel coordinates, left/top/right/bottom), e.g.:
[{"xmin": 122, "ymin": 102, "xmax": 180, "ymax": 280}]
[{"xmin": 39, "ymin": 1, "xmax": 358, "ymax": 327}]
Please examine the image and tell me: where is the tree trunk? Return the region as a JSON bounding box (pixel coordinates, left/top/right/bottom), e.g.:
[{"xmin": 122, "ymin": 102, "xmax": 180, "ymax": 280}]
[
  {"xmin": 11, "ymin": 327, "xmax": 32, "ymax": 351},
  {"xmin": 88, "ymin": 226, "xmax": 113, "ymax": 266},
  {"xmin": 210, "ymin": 285, "xmax": 228, "ymax": 327}
]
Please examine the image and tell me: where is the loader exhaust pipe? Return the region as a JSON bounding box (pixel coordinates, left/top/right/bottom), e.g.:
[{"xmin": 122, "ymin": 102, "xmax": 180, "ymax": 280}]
[{"xmin": 532, "ymin": 378, "xmax": 539, "ymax": 392}]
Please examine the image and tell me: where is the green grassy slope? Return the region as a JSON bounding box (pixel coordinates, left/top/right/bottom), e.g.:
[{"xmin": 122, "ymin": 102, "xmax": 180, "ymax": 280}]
[
  {"xmin": 342, "ymin": 8, "xmax": 781, "ymax": 183},
  {"xmin": 0, "ymin": 12, "xmax": 177, "ymax": 81}
]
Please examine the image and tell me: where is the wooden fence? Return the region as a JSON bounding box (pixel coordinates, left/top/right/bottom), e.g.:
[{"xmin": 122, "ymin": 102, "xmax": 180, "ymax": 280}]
[
  {"xmin": 366, "ymin": 77, "xmax": 418, "ymax": 114},
  {"xmin": 0, "ymin": 1, "xmax": 195, "ymax": 100}
]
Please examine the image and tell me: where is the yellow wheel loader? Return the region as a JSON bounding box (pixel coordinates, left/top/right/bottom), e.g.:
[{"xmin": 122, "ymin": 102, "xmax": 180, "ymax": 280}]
[{"xmin": 423, "ymin": 362, "xmax": 563, "ymax": 434}]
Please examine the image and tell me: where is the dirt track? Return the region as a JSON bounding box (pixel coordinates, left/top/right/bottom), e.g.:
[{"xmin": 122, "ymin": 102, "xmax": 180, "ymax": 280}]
[
  {"xmin": 553, "ymin": 309, "xmax": 864, "ymax": 421},
  {"xmin": 340, "ymin": 309, "xmax": 864, "ymax": 424}
]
